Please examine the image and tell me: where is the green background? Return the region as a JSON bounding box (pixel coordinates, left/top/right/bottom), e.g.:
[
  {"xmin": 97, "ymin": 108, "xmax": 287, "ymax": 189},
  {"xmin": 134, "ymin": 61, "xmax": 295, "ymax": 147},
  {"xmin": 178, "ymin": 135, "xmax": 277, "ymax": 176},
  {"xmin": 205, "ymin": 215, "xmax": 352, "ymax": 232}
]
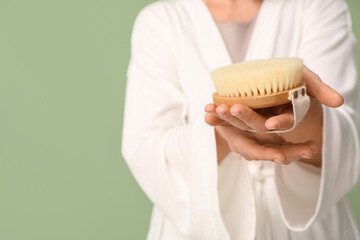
[{"xmin": 0, "ymin": 0, "xmax": 359, "ymax": 239}]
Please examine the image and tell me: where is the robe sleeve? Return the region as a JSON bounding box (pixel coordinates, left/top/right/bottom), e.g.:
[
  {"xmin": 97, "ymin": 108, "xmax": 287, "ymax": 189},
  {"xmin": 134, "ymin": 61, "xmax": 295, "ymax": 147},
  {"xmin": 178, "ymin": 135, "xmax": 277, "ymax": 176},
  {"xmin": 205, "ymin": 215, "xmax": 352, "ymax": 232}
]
[
  {"xmin": 274, "ymin": 0, "xmax": 360, "ymax": 231},
  {"xmin": 121, "ymin": 3, "xmax": 229, "ymax": 239}
]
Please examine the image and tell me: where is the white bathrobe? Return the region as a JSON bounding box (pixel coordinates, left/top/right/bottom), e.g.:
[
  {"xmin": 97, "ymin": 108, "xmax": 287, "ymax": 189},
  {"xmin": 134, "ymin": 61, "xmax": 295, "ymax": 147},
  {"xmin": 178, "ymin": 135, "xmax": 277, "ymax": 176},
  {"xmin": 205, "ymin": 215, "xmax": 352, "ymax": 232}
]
[{"xmin": 122, "ymin": 0, "xmax": 360, "ymax": 239}]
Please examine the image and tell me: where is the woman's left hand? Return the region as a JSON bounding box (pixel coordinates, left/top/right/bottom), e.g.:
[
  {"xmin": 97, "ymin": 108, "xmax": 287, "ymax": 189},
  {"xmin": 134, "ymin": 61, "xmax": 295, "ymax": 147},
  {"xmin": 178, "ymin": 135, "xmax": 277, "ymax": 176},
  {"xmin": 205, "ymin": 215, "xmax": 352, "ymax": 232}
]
[{"xmin": 264, "ymin": 66, "xmax": 343, "ymax": 130}]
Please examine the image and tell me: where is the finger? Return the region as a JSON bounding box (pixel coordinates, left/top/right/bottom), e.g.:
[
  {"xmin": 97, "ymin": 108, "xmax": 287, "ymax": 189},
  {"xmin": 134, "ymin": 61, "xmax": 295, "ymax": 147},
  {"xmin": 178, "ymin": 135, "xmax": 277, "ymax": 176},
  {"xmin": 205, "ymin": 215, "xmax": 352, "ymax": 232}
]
[
  {"xmin": 252, "ymin": 131, "xmax": 284, "ymax": 146},
  {"xmin": 229, "ymin": 134, "xmax": 286, "ymax": 162},
  {"xmin": 205, "ymin": 104, "xmax": 228, "ymax": 126},
  {"xmin": 205, "ymin": 103, "xmax": 217, "ymax": 113},
  {"xmin": 276, "ymin": 141, "xmax": 319, "ymax": 164},
  {"xmin": 265, "ymin": 112, "xmax": 294, "ymax": 131},
  {"xmin": 215, "ymin": 104, "xmax": 252, "ymax": 130},
  {"xmin": 205, "ymin": 113, "xmax": 226, "ymax": 126},
  {"xmin": 230, "ymin": 104, "xmax": 268, "ymax": 132},
  {"xmin": 215, "ymin": 104, "xmax": 231, "ymax": 116},
  {"xmin": 303, "ymin": 66, "xmax": 344, "ymax": 108}
]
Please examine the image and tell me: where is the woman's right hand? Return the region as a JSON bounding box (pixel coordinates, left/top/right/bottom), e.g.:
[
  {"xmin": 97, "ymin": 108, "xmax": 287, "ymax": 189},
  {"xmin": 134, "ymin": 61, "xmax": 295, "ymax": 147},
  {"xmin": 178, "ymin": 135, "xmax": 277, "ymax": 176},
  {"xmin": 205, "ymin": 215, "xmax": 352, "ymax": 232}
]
[{"xmin": 205, "ymin": 103, "xmax": 318, "ymax": 164}]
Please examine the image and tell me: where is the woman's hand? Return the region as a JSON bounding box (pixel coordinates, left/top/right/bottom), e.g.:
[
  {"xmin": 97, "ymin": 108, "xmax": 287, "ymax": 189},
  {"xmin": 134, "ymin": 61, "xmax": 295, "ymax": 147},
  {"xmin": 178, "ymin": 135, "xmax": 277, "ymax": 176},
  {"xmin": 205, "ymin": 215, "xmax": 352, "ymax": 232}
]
[
  {"xmin": 205, "ymin": 103, "xmax": 319, "ymax": 165},
  {"xmin": 205, "ymin": 66, "xmax": 344, "ymax": 167}
]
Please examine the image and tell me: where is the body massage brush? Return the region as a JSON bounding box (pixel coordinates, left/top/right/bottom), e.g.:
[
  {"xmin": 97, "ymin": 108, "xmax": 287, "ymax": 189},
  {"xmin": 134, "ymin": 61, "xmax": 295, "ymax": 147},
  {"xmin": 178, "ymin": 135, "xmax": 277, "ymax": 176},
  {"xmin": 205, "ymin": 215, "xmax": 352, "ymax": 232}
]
[{"xmin": 210, "ymin": 58, "xmax": 310, "ymax": 132}]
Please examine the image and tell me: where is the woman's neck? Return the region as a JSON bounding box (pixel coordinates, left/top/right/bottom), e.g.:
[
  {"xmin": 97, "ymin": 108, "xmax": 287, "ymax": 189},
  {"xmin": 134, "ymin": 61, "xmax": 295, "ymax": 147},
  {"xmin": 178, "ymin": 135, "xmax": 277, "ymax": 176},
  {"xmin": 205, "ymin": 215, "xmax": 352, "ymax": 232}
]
[{"xmin": 203, "ymin": 0, "xmax": 263, "ymax": 23}]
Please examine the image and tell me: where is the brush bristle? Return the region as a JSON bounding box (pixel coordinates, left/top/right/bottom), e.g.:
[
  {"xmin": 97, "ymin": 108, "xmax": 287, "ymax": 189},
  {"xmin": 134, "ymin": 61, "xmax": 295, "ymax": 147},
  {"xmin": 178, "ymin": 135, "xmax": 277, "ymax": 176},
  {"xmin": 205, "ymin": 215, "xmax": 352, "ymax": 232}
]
[{"xmin": 211, "ymin": 58, "xmax": 303, "ymax": 97}]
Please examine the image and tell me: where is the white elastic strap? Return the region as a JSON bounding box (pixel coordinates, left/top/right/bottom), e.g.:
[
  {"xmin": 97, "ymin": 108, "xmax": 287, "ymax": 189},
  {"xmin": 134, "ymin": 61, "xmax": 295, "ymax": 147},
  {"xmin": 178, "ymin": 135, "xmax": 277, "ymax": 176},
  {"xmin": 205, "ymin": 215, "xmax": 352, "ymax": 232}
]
[{"xmin": 267, "ymin": 85, "xmax": 310, "ymax": 133}]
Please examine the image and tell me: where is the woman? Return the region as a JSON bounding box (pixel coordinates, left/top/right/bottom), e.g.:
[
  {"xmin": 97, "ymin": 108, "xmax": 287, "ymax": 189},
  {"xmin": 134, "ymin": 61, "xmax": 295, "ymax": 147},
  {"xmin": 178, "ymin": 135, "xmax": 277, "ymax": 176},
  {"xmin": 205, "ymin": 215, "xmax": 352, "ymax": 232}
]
[{"xmin": 122, "ymin": 0, "xmax": 360, "ymax": 239}]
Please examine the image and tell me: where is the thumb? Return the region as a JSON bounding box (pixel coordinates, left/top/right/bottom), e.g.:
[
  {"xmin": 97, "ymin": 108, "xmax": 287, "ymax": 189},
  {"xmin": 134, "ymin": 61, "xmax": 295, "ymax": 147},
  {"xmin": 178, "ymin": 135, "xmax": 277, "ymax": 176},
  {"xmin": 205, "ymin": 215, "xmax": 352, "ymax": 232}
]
[{"xmin": 302, "ymin": 65, "xmax": 344, "ymax": 108}]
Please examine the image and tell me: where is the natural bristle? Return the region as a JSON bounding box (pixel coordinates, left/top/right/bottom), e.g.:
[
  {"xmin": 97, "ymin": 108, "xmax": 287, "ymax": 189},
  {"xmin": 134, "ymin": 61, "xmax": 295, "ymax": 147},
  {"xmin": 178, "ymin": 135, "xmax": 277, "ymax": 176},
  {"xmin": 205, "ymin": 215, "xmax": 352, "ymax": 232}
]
[{"xmin": 211, "ymin": 58, "xmax": 303, "ymax": 97}]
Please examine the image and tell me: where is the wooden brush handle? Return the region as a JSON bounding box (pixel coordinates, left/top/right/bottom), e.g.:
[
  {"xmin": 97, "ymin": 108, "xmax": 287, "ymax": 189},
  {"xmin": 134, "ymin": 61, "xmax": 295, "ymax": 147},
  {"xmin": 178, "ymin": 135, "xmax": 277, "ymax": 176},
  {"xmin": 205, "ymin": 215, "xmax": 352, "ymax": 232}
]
[{"xmin": 213, "ymin": 82, "xmax": 306, "ymax": 109}]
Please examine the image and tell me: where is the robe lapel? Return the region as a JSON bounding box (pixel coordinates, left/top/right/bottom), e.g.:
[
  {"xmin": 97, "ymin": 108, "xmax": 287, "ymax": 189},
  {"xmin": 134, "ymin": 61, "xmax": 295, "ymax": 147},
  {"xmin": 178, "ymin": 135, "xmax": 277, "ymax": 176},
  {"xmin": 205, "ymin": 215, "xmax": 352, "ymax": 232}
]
[
  {"xmin": 188, "ymin": 0, "xmax": 233, "ymax": 71},
  {"xmin": 245, "ymin": 0, "xmax": 294, "ymax": 61},
  {"xmin": 245, "ymin": 0, "xmax": 276, "ymax": 61}
]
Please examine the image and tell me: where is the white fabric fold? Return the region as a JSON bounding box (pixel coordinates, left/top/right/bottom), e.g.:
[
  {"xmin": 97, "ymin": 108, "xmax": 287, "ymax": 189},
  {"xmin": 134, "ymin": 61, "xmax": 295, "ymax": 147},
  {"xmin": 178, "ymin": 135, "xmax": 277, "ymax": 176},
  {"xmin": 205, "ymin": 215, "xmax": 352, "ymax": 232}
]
[
  {"xmin": 275, "ymin": 105, "xmax": 360, "ymax": 232},
  {"xmin": 122, "ymin": 3, "xmax": 230, "ymax": 239}
]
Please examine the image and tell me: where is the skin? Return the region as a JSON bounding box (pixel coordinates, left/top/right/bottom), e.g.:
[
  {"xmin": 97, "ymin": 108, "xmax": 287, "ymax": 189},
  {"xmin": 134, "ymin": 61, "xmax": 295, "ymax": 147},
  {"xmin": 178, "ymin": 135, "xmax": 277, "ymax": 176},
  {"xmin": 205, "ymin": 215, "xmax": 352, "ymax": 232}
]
[{"xmin": 204, "ymin": 0, "xmax": 263, "ymax": 23}]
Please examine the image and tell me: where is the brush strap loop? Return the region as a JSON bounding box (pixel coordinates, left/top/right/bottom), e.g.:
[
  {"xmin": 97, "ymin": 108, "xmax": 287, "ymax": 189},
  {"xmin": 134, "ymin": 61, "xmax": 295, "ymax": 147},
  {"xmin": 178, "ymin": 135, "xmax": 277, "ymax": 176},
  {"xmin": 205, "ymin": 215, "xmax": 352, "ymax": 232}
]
[{"xmin": 266, "ymin": 85, "xmax": 310, "ymax": 133}]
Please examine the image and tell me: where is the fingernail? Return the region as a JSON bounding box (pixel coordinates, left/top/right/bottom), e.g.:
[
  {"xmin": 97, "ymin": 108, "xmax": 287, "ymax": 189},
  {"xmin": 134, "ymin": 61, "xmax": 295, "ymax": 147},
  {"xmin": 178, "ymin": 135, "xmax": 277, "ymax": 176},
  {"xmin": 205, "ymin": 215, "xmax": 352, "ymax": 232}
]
[
  {"xmin": 267, "ymin": 123, "xmax": 278, "ymax": 131},
  {"xmin": 300, "ymin": 155, "xmax": 312, "ymax": 159}
]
